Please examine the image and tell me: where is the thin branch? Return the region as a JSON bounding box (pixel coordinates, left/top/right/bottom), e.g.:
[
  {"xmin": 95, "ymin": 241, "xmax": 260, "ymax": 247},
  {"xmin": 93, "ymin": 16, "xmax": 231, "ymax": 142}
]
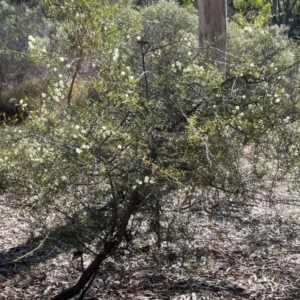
[
  {"xmin": 67, "ymin": 57, "xmax": 82, "ymax": 106},
  {"xmin": 108, "ymin": 177, "xmax": 118, "ymax": 238},
  {"xmin": 12, "ymin": 232, "xmax": 50, "ymax": 263}
]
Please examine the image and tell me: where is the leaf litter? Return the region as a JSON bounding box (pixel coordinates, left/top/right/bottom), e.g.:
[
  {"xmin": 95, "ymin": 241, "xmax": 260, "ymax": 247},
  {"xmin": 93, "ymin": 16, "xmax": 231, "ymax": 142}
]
[{"xmin": 1, "ymin": 181, "xmax": 300, "ymax": 299}]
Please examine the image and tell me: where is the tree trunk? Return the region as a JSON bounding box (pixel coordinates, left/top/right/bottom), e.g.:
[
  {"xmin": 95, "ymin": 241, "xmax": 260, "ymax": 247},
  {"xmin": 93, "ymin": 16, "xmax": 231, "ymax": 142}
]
[
  {"xmin": 271, "ymin": 0, "xmax": 278, "ymax": 15},
  {"xmin": 198, "ymin": 0, "xmax": 227, "ymax": 69}
]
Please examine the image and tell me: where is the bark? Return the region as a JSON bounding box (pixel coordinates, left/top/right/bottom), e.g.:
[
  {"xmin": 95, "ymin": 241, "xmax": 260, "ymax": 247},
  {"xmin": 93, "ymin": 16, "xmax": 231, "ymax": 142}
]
[
  {"xmin": 198, "ymin": 0, "xmax": 227, "ymax": 68},
  {"xmin": 271, "ymin": 0, "xmax": 278, "ymax": 15}
]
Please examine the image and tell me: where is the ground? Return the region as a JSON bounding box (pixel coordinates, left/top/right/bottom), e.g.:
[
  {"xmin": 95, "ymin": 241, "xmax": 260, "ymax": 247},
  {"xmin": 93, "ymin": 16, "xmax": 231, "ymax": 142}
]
[{"xmin": 1, "ymin": 188, "xmax": 300, "ymax": 299}]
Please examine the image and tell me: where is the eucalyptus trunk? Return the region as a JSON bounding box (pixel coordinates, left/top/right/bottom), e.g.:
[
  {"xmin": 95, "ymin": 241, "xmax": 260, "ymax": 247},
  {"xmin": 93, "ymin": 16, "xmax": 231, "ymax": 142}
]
[{"xmin": 198, "ymin": 0, "xmax": 227, "ymax": 69}]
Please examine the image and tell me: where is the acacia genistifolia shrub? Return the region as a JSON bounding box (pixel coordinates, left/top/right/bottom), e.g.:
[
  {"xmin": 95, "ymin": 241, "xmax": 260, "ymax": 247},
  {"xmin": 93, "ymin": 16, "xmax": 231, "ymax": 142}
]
[
  {"xmin": 225, "ymin": 23, "xmax": 300, "ymax": 184},
  {"xmin": 1, "ymin": 1, "xmax": 300, "ymax": 298}
]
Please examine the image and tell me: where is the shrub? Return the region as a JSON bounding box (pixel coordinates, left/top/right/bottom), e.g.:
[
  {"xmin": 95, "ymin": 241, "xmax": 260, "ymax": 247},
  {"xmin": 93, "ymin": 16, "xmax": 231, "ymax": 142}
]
[{"xmin": 2, "ymin": 1, "xmax": 300, "ymax": 298}]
